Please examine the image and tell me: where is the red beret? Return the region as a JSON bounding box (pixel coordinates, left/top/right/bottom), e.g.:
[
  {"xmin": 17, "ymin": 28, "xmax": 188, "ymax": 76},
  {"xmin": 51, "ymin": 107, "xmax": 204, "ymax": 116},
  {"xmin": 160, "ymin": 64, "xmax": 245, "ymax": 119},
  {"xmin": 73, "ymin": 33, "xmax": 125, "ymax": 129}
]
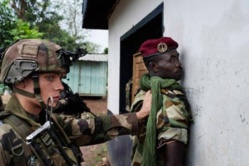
[{"xmin": 139, "ymin": 37, "xmax": 178, "ymax": 58}]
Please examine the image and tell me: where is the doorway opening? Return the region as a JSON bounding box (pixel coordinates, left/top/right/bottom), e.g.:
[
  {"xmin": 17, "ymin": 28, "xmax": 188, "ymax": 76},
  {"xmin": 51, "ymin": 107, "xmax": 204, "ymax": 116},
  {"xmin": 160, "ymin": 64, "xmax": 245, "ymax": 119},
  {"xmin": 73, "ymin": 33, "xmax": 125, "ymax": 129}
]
[{"xmin": 119, "ymin": 3, "xmax": 164, "ymax": 113}]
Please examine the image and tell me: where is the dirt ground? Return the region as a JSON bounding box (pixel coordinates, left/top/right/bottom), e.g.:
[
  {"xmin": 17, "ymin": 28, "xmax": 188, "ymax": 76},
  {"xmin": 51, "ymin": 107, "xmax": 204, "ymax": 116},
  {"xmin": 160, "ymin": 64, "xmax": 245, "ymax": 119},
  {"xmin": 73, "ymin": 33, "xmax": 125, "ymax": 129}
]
[
  {"xmin": 83, "ymin": 97, "xmax": 108, "ymax": 116},
  {"xmin": 80, "ymin": 97, "xmax": 110, "ymax": 166}
]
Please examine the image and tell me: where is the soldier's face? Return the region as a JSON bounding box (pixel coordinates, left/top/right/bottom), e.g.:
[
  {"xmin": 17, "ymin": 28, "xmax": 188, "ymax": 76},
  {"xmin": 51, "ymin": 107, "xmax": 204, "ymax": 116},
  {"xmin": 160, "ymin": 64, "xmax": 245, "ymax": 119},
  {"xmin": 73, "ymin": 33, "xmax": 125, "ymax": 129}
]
[
  {"xmin": 153, "ymin": 50, "xmax": 183, "ymax": 80},
  {"xmin": 39, "ymin": 73, "xmax": 64, "ymax": 107}
]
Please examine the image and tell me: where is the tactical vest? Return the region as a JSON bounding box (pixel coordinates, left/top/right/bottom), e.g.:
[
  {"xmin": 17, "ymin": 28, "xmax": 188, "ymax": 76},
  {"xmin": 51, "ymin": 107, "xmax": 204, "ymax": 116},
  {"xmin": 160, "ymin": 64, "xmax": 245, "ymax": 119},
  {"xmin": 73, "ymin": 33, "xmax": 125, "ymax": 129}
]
[{"xmin": 0, "ymin": 111, "xmax": 82, "ymax": 166}]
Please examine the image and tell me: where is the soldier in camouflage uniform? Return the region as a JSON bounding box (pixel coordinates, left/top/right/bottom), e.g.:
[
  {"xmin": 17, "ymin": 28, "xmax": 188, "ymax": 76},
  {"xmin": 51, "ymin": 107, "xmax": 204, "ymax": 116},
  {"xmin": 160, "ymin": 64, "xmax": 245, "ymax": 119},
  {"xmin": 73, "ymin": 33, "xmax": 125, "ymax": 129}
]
[
  {"xmin": 0, "ymin": 39, "xmax": 152, "ymax": 166},
  {"xmin": 130, "ymin": 37, "xmax": 192, "ymax": 166},
  {"xmin": 54, "ymin": 80, "xmax": 95, "ymax": 163}
]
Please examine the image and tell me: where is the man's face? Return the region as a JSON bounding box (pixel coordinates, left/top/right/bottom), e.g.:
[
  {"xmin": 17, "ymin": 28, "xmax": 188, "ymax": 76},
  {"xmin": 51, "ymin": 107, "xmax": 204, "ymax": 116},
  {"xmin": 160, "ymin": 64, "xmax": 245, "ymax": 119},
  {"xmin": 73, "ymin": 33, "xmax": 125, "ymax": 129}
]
[
  {"xmin": 154, "ymin": 49, "xmax": 183, "ymax": 80},
  {"xmin": 39, "ymin": 73, "xmax": 64, "ymax": 107}
]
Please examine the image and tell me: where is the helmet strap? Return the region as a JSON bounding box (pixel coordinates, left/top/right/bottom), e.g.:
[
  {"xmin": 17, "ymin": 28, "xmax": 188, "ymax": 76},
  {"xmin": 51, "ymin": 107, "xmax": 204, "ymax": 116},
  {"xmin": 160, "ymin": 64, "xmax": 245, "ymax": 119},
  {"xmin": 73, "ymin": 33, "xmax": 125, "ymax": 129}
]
[
  {"xmin": 31, "ymin": 73, "xmax": 46, "ymax": 108},
  {"xmin": 12, "ymin": 86, "xmax": 36, "ymax": 98}
]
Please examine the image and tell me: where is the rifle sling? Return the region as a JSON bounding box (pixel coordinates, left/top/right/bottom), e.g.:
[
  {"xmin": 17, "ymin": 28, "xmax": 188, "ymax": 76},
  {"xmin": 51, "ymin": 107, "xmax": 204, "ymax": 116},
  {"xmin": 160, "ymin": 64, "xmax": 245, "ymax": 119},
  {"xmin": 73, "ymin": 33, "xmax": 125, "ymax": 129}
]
[{"xmin": 3, "ymin": 115, "xmax": 50, "ymax": 166}]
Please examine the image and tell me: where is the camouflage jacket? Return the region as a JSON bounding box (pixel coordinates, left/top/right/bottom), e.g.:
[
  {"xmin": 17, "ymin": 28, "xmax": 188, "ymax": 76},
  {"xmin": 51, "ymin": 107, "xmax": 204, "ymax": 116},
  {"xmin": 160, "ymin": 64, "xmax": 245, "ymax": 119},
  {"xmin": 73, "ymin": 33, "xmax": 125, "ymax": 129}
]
[
  {"xmin": 129, "ymin": 89, "xmax": 192, "ymax": 166},
  {"xmin": 0, "ymin": 95, "xmax": 140, "ymax": 166}
]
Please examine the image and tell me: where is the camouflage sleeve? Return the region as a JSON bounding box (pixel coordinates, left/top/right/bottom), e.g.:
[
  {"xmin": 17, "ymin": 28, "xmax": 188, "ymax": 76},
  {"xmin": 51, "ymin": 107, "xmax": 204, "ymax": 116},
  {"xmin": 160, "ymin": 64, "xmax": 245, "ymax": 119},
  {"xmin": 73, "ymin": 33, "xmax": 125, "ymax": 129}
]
[
  {"xmin": 129, "ymin": 90, "xmax": 146, "ymax": 113},
  {"xmin": 129, "ymin": 90, "xmax": 148, "ymax": 137},
  {"xmin": 130, "ymin": 89, "xmax": 192, "ymax": 145},
  {"xmin": 158, "ymin": 90, "xmax": 192, "ymax": 145},
  {"xmin": 54, "ymin": 112, "xmax": 139, "ymax": 146}
]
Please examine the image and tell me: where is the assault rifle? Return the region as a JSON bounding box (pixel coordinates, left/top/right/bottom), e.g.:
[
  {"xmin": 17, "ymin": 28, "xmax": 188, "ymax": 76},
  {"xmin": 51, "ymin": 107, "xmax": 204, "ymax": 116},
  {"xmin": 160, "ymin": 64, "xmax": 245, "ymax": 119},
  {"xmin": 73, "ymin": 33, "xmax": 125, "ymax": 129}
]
[{"xmin": 26, "ymin": 97, "xmax": 79, "ymax": 166}]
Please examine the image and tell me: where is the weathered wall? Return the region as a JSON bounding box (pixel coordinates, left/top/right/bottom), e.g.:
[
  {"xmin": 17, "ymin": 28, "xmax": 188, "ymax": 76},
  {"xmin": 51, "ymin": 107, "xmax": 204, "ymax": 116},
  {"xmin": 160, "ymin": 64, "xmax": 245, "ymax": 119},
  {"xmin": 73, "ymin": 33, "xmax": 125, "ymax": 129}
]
[{"xmin": 107, "ymin": 0, "xmax": 249, "ymax": 165}]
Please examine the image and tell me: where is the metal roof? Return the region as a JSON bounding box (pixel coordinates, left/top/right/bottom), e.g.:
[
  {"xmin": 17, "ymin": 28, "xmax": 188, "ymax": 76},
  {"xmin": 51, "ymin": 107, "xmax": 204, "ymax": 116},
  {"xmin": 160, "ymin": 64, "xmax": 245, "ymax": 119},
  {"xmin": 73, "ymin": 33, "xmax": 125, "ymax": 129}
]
[{"xmin": 78, "ymin": 54, "xmax": 108, "ymax": 62}]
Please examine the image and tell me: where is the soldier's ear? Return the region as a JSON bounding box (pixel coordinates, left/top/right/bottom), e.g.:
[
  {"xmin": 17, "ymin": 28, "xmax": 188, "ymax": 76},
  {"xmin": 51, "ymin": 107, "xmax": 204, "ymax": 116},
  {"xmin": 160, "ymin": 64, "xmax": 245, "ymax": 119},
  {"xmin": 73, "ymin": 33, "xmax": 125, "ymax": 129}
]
[
  {"xmin": 15, "ymin": 78, "xmax": 31, "ymax": 89},
  {"xmin": 14, "ymin": 80, "xmax": 25, "ymax": 88},
  {"xmin": 148, "ymin": 62, "xmax": 158, "ymax": 73}
]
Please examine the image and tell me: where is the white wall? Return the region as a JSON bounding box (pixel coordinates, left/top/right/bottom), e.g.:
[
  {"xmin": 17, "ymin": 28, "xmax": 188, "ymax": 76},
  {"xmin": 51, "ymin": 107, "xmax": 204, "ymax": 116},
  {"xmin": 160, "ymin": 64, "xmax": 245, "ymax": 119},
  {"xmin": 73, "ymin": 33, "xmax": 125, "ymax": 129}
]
[
  {"xmin": 108, "ymin": 0, "xmax": 249, "ymax": 165},
  {"xmin": 108, "ymin": 0, "xmax": 164, "ymax": 114}
]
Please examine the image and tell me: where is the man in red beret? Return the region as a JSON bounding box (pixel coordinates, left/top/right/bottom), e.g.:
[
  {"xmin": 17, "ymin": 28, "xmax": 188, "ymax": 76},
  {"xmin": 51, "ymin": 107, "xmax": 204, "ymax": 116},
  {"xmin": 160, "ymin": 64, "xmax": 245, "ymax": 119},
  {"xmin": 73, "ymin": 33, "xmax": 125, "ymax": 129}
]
[{"xmin": 129, "ymin": 37, "xmax": 192, "ymax": 166}]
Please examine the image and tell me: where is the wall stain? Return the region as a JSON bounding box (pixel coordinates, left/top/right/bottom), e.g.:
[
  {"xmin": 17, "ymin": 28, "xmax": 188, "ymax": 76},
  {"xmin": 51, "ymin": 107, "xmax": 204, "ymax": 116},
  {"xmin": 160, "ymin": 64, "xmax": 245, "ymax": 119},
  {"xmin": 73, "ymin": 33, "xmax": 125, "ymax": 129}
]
[{"xmin": 240, "ymin": 114, "xmax": 248, "ymax": 125}]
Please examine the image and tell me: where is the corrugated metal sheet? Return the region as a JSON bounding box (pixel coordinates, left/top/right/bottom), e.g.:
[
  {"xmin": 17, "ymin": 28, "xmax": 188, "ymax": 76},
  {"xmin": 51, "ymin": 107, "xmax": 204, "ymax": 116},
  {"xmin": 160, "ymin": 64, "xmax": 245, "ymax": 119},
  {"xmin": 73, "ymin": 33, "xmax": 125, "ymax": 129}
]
[
  {"xmin": 79, "ymin": 54, "xmax": 108, "ymax": 62},
  {"xmin": 63, "ymin": 60, "xmax": 107, "ymax": 97}
]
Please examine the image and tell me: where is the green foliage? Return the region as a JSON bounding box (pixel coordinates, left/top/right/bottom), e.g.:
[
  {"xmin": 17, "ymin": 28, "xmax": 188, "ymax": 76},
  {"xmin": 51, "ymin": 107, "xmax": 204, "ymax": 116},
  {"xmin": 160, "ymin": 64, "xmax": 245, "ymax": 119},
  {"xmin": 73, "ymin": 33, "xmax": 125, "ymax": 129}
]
[
  {"xmin": 0, "ymin": 0, "xmax": 104, "ymax": 53},
  {"xmin": 0, "ymin": 0, "xmax": 43, "ymax": 48},
  {"xmin": 10, "ymin": 19, "xmax": 43, "ymax": 41},
  {"xmin": 11, "ymin": 0, "xmax": 51, "ymax": 25},
  {"xmin": 0, "ymin": 0, "xmax": 17, "ymax": 47},
  {"xmin": 35, "ymin": 14, "xmax": 75, "ymax": 49},
  {"xmin": 104, "ymin": 48, "xmax": 108, "ymax": 54}
]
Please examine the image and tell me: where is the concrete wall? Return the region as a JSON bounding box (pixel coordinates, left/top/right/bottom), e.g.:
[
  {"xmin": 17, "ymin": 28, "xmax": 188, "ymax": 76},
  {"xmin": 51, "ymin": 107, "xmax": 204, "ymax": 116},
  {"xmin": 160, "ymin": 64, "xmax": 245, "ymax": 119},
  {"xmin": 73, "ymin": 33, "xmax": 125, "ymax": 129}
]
[{"xmin": 107, "ymin": 0, "xmax": 249, "ymax": 165}]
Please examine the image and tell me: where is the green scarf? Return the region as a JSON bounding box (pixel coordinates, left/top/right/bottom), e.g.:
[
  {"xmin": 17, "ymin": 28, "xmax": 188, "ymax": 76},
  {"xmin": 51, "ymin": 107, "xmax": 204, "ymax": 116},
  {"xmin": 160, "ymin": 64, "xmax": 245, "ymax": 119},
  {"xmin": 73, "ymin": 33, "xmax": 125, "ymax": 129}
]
[{"xmin": 140, "ymin": 73, "xmax": 182, "ymax": 166}]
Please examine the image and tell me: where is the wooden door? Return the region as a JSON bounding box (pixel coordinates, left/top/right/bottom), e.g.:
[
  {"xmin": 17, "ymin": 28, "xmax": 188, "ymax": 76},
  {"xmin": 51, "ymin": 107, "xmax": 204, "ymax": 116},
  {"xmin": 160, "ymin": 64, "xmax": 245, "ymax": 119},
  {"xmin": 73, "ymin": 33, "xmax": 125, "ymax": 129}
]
[{"xmin": 131, "ymin": 52, "xmax": 148, "ymax": 102}]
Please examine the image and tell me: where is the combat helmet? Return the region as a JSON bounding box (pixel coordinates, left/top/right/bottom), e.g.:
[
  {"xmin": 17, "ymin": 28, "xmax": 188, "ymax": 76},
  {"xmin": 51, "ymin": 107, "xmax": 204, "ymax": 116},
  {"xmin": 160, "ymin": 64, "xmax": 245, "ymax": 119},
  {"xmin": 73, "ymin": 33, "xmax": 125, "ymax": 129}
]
[
  {"xmin": 0, "ymin": 39, "xmax": 64, "ymax": 107},
  {"xmin": 0, "ymin": 39, "xmax": 63, "ymax": 84}
]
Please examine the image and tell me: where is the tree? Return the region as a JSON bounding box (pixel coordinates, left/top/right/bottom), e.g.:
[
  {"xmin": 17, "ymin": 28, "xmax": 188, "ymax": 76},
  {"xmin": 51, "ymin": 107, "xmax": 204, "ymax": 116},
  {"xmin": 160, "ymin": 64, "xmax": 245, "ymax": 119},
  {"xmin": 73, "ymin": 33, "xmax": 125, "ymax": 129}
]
[
  {"xmin": 10, "ymin": 19, "xmax": 43, "ymax": 41},
  {"xmin": 10, "ymin": 0, "xmax": 51, "ymax": 26},
  {"xmin": 104, "ymin": 47, "xmax": 108, "ymax": 54},
  {"xmin": 1, "ymin": 0, "xmax": 102, "ymax": 52},
  {"xmin": 0, "ymin": 0, "xmax": 17, "ymax": 47},
  {"xmin": 0, "ymin": 0, "xmax": 47, "ymax": 47},
  {"xmin": 58, "ymin": 0, "xmax": 100, "ymax": 52},
  {"xmin": 9, "ymin": 0, "xmax": 71, "ymax": 47}
]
